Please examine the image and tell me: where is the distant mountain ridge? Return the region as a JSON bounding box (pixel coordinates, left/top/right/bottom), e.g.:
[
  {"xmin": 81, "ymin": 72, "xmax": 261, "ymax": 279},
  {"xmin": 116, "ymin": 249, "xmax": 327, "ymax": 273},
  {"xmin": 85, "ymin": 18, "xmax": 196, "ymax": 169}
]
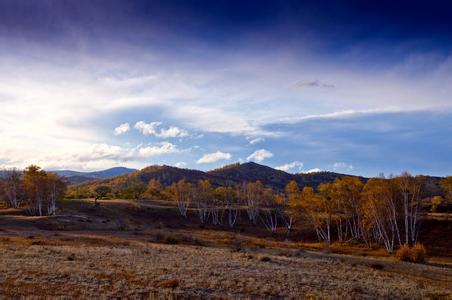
[{"xmin": 53, "ymin": 167, "xmax": 137, "ymax": 184}]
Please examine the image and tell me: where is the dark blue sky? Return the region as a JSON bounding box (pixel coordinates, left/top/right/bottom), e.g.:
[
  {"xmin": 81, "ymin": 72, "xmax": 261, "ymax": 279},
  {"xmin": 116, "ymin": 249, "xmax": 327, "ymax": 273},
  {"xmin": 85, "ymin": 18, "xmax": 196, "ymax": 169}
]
[{"xmin": 0, "ymin": 0, "xmax": 451, "ymax": 176}]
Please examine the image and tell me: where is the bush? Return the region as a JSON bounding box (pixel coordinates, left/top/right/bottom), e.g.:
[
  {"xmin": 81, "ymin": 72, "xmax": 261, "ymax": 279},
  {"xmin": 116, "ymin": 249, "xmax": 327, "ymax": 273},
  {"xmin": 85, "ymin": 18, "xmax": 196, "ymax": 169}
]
[
  {"xmin": 396, "ymin": 244, "xmax": 427, "ymax": 263},
  {"xmin": 396, "ymin": 244, "xmax": 412, "ymax": 262},
  {"xmin": 411, "ymin": 243, "xmax": 427, "ymax": 263},
  {"xmin": 370, "ymin": 263, "xmax": 384, "ymax": 270},
  {"xmin": 157, "ymin": 279, "xmax": 179, "ymax": 288}
]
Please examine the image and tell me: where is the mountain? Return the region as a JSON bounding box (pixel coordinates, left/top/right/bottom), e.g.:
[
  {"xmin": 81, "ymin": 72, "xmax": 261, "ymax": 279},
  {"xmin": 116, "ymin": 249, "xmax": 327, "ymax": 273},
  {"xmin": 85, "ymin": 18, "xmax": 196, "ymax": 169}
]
[
  {"xmin": 53, "ymin": 167, "xmax": 137, "ymax": 184},
  {"xmin": 78, "ymin": 162, "xmax": 358, "ymax": 192},
  {"xmin": 208, "ymin": 162, "xmax": 295, "ymax": 190}
]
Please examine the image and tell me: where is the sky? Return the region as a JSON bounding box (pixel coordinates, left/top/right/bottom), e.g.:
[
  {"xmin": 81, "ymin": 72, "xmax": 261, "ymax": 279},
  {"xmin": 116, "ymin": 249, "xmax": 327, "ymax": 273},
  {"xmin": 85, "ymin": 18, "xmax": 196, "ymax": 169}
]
[{"xmin": 0, "ymin": 0, "xmax": 451, "ymax": 177}]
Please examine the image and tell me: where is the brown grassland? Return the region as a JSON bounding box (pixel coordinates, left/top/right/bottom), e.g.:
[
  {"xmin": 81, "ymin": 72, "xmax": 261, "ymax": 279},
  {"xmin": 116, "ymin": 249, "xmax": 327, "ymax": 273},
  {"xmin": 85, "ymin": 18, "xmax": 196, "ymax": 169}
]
[{"xmin": 0, "ymin": 199, "xmax": 451, "ymax": 299}]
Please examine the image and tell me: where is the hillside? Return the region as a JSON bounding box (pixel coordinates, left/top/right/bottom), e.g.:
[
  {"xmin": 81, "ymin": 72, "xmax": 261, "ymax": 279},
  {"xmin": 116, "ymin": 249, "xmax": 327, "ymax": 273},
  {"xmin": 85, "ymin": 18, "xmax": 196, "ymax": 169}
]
[{"xmin": 77, "ymin": 162, "xmax": 358, "ymax": 191}]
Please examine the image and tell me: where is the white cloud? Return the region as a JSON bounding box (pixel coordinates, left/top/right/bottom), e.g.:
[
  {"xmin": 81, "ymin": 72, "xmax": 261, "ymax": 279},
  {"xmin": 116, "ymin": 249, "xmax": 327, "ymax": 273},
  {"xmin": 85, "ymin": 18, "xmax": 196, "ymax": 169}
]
[
  {"xmin": 175, "ymin": 162, "xmax": 187, "ymax": 168},
  {"xmin": 276, "ymin": 161, "xmax": 304, "ymax": 172},
  {"xmin": 246, "ymin": 149, "xmax": 273, "ymax": 163},
  {"xmin": 137, "ymin": 142, "xmax": 178, "ymax": 157},
  {"xmin": 76, "ymin": 142, "xmax": 178, "ymax": 162},
  {"xmin": 134, "ymin": 121, "xmax": 161, "ymax": 136},
  {"xmin": 113, "ymin": 122, "xmax": 130, "ymax": 135},
  {"xmin": 333, "ymin": 162, "xmax": 354, "ymax": 171},
  {"xmin": 134, "ymin": 121, "xmax": 188, "ymax": 138},
  {"xmin": 157, "ymin": 126, "xmax": 188, "ymax": 138},
  {"xmin": 197, "ymin": 151, "xmax": 232, "ymax": 164},
  {"xmin": 304, "ymin": 168, "xmax": 322, "ymax": 173}
]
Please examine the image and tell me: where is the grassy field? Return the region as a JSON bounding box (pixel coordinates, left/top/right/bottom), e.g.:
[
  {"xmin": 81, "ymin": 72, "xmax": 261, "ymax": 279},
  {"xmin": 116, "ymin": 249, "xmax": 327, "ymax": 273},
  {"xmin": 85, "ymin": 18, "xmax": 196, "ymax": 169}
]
[{"xmin": 0, "ymin": 199, "xmax": 451, "ymax": 298}]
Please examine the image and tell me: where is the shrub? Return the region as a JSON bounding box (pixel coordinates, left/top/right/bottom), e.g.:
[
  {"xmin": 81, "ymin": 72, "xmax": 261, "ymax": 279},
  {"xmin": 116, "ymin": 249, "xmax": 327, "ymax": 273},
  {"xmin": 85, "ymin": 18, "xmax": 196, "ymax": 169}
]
[
  {"xmin": 157, "ymin": 279, "xmax": 179, "ymax": 288},
  {"xmin": 396, "ymin": 244, "xmax": 427, "ymax": 263},
  {"xmin": 370, "ymin": 263, "xmax": 384, "ymax": 270},
  {"xmin": 411, "ymin": 243, "xmax": 427, "ymax": 263},
  {"xmin": 396, "ymin": 244, "xmax": 412, "ymax": 262}
]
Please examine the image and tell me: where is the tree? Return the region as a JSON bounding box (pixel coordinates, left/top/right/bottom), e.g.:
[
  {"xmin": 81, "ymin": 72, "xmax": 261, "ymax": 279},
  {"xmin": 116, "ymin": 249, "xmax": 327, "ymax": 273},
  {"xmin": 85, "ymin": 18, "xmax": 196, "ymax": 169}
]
[
  {"xmin": 121, "ymin": 180, "xmax": 146, "ymax": 200},
  {"xmin": 46, "ymin": 172, "xmax": 67, "ymax": 215},
  {"xmin": 194, "ymin": 180, "xmax": 213, "ymax": 224},
  {"xmin": 439, "ymin": 176, "xmax": 452, "ymax": 204},
  {"xmin": 146, "ymin": 179, "xmax": 164, "ymax": 200},
  {"xmin": 431, "ymin": 196, "xmax": 443, "ymax": 213},
  {"xmin": 284, "ymin": 181, "xmax": 303, "ymax": 233},
  {"xmin": 169, "ymin": 179, "xmax": 193, "ymax": 217},
  {"xmin": 259, "ymin": 188, "xmax": 280, "ymax": 233},
  {"xmin": 301, "ymin": 185, "xmax": 333, "ymax": 243},
  {"xmin": 331, "ymin": 177, "xmax": 364, "ymax": 242},
  {"xmin": 214, "ymin": 186, "xmax": 237, "ymax": 227},
  {"xmin": 23, "ymin": 165, "xmax": 48, "ymax": 216},
  {"xmin": 2, "ymin": 168, "xmax": 24, "ymax": 208},
  {"xmin": 95, "ymin": 186, "xmax": 111, "ymax": 204},
  {"xmin": 393, "ymin": 173, "xmax": 425, "ymax": 245},
  {"xmin": 238, "ymin": 181, "xmax": 263, "ymax": 225},
  {"xmin": 22, "ymin": 165, "xmax": 66, "ymax": 216},
  {"xmin": 361, "ymin": 178, "xmax": 401, "ymax": 253}
]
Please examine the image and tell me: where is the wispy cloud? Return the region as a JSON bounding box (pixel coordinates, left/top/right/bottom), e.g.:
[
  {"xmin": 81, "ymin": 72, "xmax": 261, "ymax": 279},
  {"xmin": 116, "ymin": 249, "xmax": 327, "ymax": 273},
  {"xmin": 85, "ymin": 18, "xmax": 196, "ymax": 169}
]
[
  {"xmin": 295, "ymin": 79, "xmax": 335, "ymax": 88},
  {"xmin": 248, "ymin": 137, "xmax": 264, "ymax": 145},
  {"xmin": 197, "ymin": 151, "xmax": 232, "ymax": 164},
  {"xmin": 273, "ymin": 108, "xmax": 416, "ymax": 125},
  {"xmin": 247, "ymin": 149, "xmax": 273, "ymax": 163}
]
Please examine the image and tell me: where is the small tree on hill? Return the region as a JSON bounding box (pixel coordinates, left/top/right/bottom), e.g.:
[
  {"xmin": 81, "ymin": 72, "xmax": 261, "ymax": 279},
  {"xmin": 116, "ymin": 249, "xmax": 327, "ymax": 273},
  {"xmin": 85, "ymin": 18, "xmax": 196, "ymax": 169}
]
[
  {"xmin": 439, "ymin": 176, "xmax": 452, "ymax": 205},
  {"xmin": 95, "ymin": 186, "xmax": 111, "ymax": 205}
]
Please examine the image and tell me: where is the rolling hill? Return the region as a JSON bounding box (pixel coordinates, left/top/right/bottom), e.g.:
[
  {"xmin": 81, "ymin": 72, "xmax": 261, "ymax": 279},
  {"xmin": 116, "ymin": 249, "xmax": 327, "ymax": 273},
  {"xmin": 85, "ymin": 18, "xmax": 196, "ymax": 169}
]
[{"xmin": 77, "ymin": 162, "xmax": 359, "ymax": 192}]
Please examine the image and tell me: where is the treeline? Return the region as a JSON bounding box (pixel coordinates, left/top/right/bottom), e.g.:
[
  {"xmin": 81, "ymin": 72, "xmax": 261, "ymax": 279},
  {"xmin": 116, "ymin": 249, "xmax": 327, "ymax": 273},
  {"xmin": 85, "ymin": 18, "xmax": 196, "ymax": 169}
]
[
  {"xmin": 3, "ymin": 164, "xmax": 452, "ymax": 255},
  {"xmin": 72, "ymin": 172, "xmax": 452, "ymax": 254},
  {"xmin": 0, "ymin": 165, "xmax": 67, "ymax": 216}
]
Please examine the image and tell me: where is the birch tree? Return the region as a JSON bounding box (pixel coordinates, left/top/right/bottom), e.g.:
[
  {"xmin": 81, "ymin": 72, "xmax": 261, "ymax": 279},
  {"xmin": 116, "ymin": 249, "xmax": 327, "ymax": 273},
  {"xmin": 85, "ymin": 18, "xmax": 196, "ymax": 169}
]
[
  {"xmin": 194, "ymin": 180, "xmax": 212, "ymax": 224},
  {"xmin": 393, "ymin": 173, "xmax": 425, "ymax": 245},
  {"xmin": 301, "ymin": 186, "xmax": 333, "ymax": 243},
  {"xmin": 331, "ymin": 177, "xmax": 364, "ymax": 242},
  {"xmin": 361, "ymin": 178, "xmax": 402, "ymax": 253},
  {"xmin": 214, "ymin": 186, "xmax": 237, "ymax": 228},
  {"xmin": 2, "ymin": 168, "xmax": 24, "ymax": 208},
  {"xmin": 238, "ymin": 181, "xmax": 263, "ymax": 225},
  {"xmin": 169, "ymin": 179, "xmax": 193, "ymax": 217}
]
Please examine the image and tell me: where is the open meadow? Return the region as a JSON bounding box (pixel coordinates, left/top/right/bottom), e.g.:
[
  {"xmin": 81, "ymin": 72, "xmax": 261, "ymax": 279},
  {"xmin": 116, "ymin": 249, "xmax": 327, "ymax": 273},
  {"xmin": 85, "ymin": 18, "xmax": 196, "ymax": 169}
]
[{"xmin": 1, "ymin": 199, "xmax": 451, "ymax": 299}]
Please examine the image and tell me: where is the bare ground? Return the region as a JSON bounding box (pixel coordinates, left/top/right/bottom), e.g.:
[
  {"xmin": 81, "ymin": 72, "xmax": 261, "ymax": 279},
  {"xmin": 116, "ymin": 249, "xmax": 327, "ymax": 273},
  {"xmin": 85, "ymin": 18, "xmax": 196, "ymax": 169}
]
[{"xmin": 0, "ymin": 199, "xmax": 451, "ymax": 299}]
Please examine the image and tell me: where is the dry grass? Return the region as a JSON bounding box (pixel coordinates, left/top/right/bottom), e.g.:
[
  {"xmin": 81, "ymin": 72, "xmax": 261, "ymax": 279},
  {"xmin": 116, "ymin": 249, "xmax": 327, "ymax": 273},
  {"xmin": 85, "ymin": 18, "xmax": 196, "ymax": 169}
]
[
  {"xmin": 0, "ymin": 233, "xmax": 451, "ymax": 298},
  {"xmin": 0, "ymin": 199, "xmax": 451, "ymax": 298}
]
